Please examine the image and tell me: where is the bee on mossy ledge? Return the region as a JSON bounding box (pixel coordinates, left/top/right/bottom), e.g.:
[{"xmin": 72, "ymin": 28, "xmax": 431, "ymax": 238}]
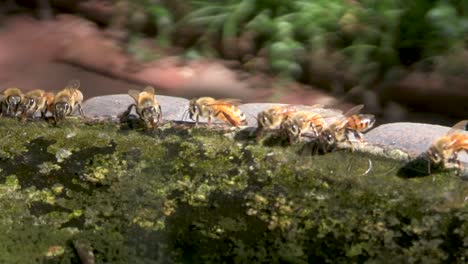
[
  {"xmin": 0, "ymin": 87, "xmax": 24, "ymax": 117},
  {"xmin": 52, "ymin": 80, "xmax": 84, "ymax": 120},
  {"xmin": 120, "ymin": 86, "xmax": 163, "ymax": 130},
  {"xmin": 20, "ymin": 89, "xmax": 55, "ymax": 120},
  {"xmin": 425, "ymin": 120, "xmax": 468, "ymax": 175},
  {"xmin": 0, "ymin": 80, "xmax": 85, "ymax": 124},
  {"xmin": 186, "ymin": 97, "xmax": 248, "ymax": 128}
]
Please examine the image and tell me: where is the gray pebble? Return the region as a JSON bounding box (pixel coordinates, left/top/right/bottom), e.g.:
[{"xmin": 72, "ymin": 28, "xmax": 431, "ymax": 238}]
[
  {"xmin": 365, "ymin": 122, "xmax": 468, "ymax": 163},
  {"xmin": 82, "ymin": 94, "xmax": 190, "ymax": 121}
]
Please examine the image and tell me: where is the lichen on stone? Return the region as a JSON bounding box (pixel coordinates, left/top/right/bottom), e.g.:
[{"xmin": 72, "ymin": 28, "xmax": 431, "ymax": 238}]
[{"xmin": 0, "ymin": 118, "xmax": 466, "ymax": 263}]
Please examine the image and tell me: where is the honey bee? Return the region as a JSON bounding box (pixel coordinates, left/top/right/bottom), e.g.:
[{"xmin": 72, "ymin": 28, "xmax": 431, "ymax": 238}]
[
  {"xmin": 127, "ymin": 86, "xmax": 162, "ymax": 128},
  {"xmin": 52, "ymin": 80, "xmax": 84, "ymax": 121},
  {"xmin": 426, "ymin": 120, "xmax": 468, "ymax": 171},
  {"xmin": 188, "ymin": 97, "xmax": 247, "ymax": 127},
  {"xmin": 280, "ymin": 110, "xmax": 327, "ymax": 144},
  {"xmin": 256, "ymin": 105, "xmax": 297, "ymax": 137},
  {"xmin": 321, "ymin": 104, "xmax": 375, "ymax": 148},
  {"xmin": 21, "ymin": 89, "xmax": 55, "ymax": 119},
  {"xmin": 0, "ymin": 87, "xmax": 24, "ymax": 117}
]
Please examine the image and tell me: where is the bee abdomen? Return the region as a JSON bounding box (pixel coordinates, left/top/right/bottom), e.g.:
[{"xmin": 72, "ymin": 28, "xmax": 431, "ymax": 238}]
[
  {"xmin": 215, "ymin": 106, "xmax": 247, "ymax": 127},
  {"xmin": 348, "ymin": 114, "xmax": 375, "ymax": 132}
]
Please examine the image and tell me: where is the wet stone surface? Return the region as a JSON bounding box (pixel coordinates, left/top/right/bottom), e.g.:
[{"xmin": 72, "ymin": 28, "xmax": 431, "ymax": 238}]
[
  {"xmin": 82, "ymin": 94, "xmax": 190, "ymax": 121},
  {"xmin": 366, "ymin": 122, "xmax": 468, "ymax": 164},
  {"xmin": 82, "ymin": 94, "xmax": 468, "ymax": 166}
]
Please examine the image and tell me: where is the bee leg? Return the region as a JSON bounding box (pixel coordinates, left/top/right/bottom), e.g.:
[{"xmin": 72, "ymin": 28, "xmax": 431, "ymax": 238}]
[
  {"xmin": 4, "ymin": 105, "xmax": 10, "ymax": 116},
  {"xmin": 344, "ymin": 130, "xmax": 357, "ymax": 151},
  {"xmin": 288, "ymin": 133, "xmax": 299, "ymax": 145},
  {"xmin": 207, "ymin": 116, "xmax": 212, "ymax": 127},
  {"xmin": 158, "ymin": 105, "xmax": 163, "ymax": 123},
  {"xmin": 126, "ymin": 104, "xmax": 136, "ymax": 115},
  {"xmin": 12, "ymin": 104, "xmax": 19, "ymax": 117},
  {"xmin": 1, "ymin": 102, "xmax": 7, "ymax": 116},
  {"xmin": 50, "ymin": 113, "xmax": 59, "ymax": 126},
  {"xmin": 455, "ymin": 160, "xmax": 462, "ymax": 174},
  {"xmin": 353, "ymin": 131, "xmax": 364, "ymax": 142},
  {"xmin": 120, "ymin": 104, "xmax": 135, "ymax": 123},
  {"xmin": 317, "ymin": 137, "xmax": 328, "ymax": 154},
  {"xmin": 448, "ymin": 153, "xmax": 462, "ymax": 173},
  {"xmin": 312, "ymin": 140, "xmax": 321, "ymax": 155},
  {"xmin": 310, "ymin": 125, "xmax": 318, "ymax": 138},
  {"xmin": 255, "ymin": 128, "xmax": 265, "ymax": 142},
  {"xmin": 77, "ymin": 103, "xmax": 85, "ymax": 117}
]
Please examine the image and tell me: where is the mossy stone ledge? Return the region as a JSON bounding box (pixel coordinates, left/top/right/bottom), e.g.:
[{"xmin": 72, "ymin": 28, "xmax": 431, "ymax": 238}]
[{"xmin": 0, "ymin": 95, "xmax": 466, "ymax": 263}]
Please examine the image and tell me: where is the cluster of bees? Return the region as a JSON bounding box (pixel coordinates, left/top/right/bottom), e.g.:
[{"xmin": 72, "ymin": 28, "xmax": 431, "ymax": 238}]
[
  {"xmin": 0, "ymin": 80, "xmax": 84, "ymax": 122},
  {"xmin": 125, "ymin": 86, "xmax": 468, "ymax": 174},
  {"xmin": 426, "ymin": 120, "xmax": 468, "ymax": 173},
  {"xmin": 1, "ymin": 82, "xmax": 466, "ymax": 174},
  {"xmin": 255, "ymin": 103, "xmax": 375, "ymax": 152}
]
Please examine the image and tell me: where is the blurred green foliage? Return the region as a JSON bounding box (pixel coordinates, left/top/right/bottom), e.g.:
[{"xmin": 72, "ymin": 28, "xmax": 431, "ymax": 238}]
[{"xmin": 131, "ymin": 0, "xmax": 468, "ymax": 81}]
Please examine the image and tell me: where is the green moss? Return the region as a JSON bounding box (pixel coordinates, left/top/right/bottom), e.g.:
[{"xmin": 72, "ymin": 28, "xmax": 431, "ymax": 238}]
[{"xmin": 0, "ymin": 118, "xmax": 466, "ymax": 263}]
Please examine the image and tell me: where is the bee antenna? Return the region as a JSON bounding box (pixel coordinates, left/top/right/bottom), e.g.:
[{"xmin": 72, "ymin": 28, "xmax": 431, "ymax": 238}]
[
  {"xmin": 421, "ymin": 152, "xmax": 432, "ymax": 175},
  {"xmin": 181, "ymin": 108, "xmax": 189, "ymax": 121},
  {"xmin": 427, "ymin": 155, "xmax": 432, "ymax": 175}
]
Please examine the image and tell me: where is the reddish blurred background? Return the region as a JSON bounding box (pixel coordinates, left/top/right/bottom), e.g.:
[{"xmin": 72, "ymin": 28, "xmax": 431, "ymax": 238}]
[{"xmin": 1, "ymin": 0, "xmax": 467, "ymax": 126}]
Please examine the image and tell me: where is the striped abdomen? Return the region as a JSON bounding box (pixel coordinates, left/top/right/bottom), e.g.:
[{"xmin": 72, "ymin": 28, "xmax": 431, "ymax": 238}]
[{"xmin": 346, "ymin": 114, "xmax": 375, "ymax": 132}]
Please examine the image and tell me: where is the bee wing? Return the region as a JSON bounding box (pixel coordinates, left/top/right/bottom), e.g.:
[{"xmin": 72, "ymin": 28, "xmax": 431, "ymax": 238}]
[
  {"xmin": 67, "ymin": 80, "xmax": 81, "ymax": 89},
  {"xmin": 128, "ymin": 90, "xmax": 141, "ymax": 102},
  {"xmin": 313, "ymin": 110, "xmax": 346, "ymax": 120},
  {"xmin": 446, "ymin": 120, "xmax": 468, "ymax": 135},
  {"xmin": 277, "ymin": 105, "xmax": 298, "ymax": 115},
  {"xmin": 309, "ymin": 103, "xmax": 325, "ymax": 109},
  {"xmin": 302, "ymin": 112, "xmax": 326, "ymax": 122},
  {"xmin": 143, "ymin": 86, "xmax": 155, "ymax": 95},
  {"xmin": 208, "ymin": 98, "xmax": 242, "ymax": 106},
  {"xmin": 318, "ymin": 110, "xmax": 349, "ymax": 128},
  {"xmin": 344, "ymin": 104, "xmax": 364, "ymax": 117}
]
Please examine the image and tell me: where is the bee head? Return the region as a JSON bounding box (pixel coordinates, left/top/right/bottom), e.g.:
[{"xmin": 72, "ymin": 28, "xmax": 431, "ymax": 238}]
[
  {"xmin": 188, "ymin": 99, "xmax": 199, "ymax": 121},
  {"xmin": 322, "ymin": 129, "xmax": 337, "ymax": 146},
  {"xmin": 282, "ymin": 120, "xmax": 301, "ymax": 144},
  {"xmin": 426, "ymin": 146, "xmax": 442, "ymax": 165},
  {"xmin": 257, "ymin": 111, "xmax": 269, "ymax": 129},
  {"xmin": 141, "ymin": 106, "xmax": 160, "ymax": 125},
  {"xmin": 7, "ymin": 95, "xmax": 22, "ymax": 108},
  {"xmin": 54, "ymin": 102, "xmax": 71, "ymax": 119},
  {"xmin": 23, "ymin": 97, "xmax": 36, "ymax": 110}
]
